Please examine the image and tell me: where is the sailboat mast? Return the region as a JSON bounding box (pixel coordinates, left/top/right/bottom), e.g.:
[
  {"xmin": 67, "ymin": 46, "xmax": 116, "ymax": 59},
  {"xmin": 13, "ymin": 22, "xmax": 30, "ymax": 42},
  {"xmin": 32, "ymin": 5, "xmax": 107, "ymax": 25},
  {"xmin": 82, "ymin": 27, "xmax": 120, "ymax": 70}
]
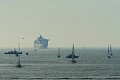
[
  {"xmin": 57, "ymin": 47, "xmax": 60, "ymax": 58},
  {"xmin": 107, "ymin": 44, "xmax": 111, "ymax": 58},
  {"xmin": 110, "ymin": 44, "xmax": 112, "ymax": 55},
  {"xmin": 108, "ymin": 45, "xmax": 109, "ymax": 55},
  {"xmin": 72, "ymin": 44, "xmax": 74, "ymax": 60}
]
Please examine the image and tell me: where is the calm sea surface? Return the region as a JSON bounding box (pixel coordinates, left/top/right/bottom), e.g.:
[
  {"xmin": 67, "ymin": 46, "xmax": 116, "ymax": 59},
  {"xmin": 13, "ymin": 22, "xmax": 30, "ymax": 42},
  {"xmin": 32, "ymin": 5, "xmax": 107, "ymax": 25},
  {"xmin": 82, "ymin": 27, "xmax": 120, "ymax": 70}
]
[{"xmin": 0, "ymin": 48, "xmax": 120, "ymax": 80}]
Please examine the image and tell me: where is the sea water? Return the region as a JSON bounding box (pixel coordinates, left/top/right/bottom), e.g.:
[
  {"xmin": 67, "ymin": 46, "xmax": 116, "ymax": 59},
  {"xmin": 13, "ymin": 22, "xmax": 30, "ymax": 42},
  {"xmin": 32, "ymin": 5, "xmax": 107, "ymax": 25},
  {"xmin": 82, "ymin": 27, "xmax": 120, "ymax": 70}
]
[{"xmin": 0, "ymin": 48, "xmax": 120, "ymax": 80}]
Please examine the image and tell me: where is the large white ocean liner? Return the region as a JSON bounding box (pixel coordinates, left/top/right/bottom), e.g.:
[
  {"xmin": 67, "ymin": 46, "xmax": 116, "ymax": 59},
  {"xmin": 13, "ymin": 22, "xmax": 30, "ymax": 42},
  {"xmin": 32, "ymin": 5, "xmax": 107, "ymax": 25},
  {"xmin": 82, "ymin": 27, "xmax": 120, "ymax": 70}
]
[{"xmin": 34, "ymin": 35, "xmax": 49, "ymax": 49}]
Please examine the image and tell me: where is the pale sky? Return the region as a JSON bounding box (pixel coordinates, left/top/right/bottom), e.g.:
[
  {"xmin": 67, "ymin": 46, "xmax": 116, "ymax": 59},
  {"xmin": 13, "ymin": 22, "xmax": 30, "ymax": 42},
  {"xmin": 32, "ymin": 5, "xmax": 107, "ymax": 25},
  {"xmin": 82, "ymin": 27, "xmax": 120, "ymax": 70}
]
[{"xmin": 0, "ymin": 0, "xmax": 120, "ymax": 48}]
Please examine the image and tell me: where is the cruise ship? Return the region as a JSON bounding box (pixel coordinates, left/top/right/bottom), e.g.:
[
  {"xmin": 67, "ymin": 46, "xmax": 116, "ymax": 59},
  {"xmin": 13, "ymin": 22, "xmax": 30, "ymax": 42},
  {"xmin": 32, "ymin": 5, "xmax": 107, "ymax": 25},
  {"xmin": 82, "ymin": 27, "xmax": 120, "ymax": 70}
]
[{"xmin": 34, "ymin": 35, "xmax": 49, "ymax": 49}]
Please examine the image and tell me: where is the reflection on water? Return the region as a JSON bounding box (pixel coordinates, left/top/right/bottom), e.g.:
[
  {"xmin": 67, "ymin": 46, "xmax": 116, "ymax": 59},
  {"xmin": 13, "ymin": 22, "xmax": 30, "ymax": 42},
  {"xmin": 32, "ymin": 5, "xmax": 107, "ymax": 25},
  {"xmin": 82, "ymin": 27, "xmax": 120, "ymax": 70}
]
[{"xmin": 0, "ymin": 48, "xmax": 120, "ymax": 80}]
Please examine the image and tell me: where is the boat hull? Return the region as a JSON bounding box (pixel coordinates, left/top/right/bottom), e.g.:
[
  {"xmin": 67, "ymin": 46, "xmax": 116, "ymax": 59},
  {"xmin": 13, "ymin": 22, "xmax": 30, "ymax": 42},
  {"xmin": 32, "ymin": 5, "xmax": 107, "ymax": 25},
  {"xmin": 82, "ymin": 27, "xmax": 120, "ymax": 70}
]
[
  {"xmin": 66, "ymin": 54, "xmax": 79, "ymax": 58},
  {"xmin": 34, "ymin": 44, "xmax": 48, "ymax": 49}
]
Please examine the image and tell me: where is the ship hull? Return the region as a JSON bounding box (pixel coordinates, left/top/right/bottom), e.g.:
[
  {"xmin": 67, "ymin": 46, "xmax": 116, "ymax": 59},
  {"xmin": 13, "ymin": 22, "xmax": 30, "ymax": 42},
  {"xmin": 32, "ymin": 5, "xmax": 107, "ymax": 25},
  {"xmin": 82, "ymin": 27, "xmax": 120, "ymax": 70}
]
[{"xmin": 34, "ymin": 44, "xmax": 48, "ymax": 49}]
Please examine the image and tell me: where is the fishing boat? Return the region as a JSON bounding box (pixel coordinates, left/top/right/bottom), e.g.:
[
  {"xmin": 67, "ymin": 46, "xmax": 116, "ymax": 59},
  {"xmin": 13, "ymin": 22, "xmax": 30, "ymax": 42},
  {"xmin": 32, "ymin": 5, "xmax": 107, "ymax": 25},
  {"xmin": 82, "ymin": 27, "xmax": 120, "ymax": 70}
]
[
  {"xmin": 57, "ymin": 47, "xmax": 60, "ymax": 58},
  {"xmin": 4, "ymin": 48, "xmax": 22, "ymax": 57}
]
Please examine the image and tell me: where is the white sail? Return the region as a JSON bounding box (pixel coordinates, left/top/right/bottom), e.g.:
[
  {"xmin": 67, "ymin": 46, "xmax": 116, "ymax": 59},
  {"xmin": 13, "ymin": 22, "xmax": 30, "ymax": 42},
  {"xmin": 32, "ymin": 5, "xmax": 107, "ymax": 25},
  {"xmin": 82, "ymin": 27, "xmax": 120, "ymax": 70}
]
[{"xmin": 72, "ymin": 44, "xmax": 74, "ymax": 60}]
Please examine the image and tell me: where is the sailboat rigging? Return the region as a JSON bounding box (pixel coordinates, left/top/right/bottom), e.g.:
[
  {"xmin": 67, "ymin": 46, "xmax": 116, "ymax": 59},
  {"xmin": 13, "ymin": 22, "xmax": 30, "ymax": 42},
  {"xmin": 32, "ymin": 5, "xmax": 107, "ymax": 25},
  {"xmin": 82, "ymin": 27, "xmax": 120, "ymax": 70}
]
[
  {"xmin": 110, "ymin": 44, "xmax": 112, "ymax": 55},
  {"xmin": 108, "ymin": 44, "xmax": 112, "ymax": 58},
  {"xmin": 71, "ymin": 44, "xmax": 76, "ymax": 63},
  {"xmin": 16, "ymin": 55, "xmax": 22, "ymax": 68},
  {"xmin": 108, "ymin": 45, "xmax": 111, "ymax": 58}
]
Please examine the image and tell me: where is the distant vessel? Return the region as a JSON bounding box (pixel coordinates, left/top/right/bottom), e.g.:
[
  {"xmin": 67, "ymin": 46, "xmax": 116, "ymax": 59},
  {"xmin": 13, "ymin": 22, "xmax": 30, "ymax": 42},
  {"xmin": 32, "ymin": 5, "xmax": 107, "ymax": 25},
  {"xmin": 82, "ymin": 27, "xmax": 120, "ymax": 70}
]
[
  {"xmin": 110, "ymin": 44, "xmax": 112, "ymax": 55},
  {"xmin": 108, "ymin": 44, "xmax": 112, "ymax": 58},
  {"xmin": 57, "ymin": 47, "xmax": 60, "ymax": 58},
  {"xmin": 108, "ymin": 45, "xmax": 111, "ymax": 58},
  {"xmin": 4, "ymin": 48, "xmax": 22, "ymax": 68},
  {"xmin": 66, "ymin": 44, "xmax": 79, "ymax": 59},
  {"xmin": 34, "ymin": 35, "xmax": 49, "ymax": 49},
  {"xmin": 16, "ymin": 55, "xmax": 22, "ymax": 68},
  {"xmin": 66, "ymin": 44, "xmax": 79, "ymax": 63},
  {"xmin": 26, "ymin": 52, "xmax": 29, "ymax": 55},
  {"xmin": 4, "ymin": 48, "xmax": 22, "ymax": 57}
]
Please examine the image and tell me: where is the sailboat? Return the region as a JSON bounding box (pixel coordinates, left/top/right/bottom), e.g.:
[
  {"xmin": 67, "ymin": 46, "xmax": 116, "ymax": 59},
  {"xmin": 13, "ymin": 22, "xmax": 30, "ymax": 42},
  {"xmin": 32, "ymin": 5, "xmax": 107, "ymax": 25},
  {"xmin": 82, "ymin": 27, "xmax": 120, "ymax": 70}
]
[
  {"xmin": 66, "ymin": 44, "xmax": 79, "ymax": 63},
  {"xmin": 66, "ymin": 44, "xmax": 79, "ymax": 58},
  {"xmin": 16, "ymin": 55, "xmax": 22, "ymax": 68},
  {"xmin": 71, "ymin": 44, "xmax": 76, "ymax": 63},
  {"xmin": 110, "ymin": 44, "xmax": 112, "ymax": 55},
  {"xmin": 57, "ymin": 47, "xmax": 60, "ymax": 58},
  {"xmin": 108, "ymin": 44, "xmax": 112, "ymax": 58},
  {"xmin": 108, "ymin": 45, "xmax": 111, "ymax": 58}
]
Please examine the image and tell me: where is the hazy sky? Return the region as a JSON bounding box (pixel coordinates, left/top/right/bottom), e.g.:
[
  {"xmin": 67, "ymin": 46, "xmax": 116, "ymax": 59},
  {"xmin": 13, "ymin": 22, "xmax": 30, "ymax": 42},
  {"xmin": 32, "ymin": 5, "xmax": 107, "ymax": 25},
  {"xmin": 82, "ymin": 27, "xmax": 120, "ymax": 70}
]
[{"xmin": 0, "ymin": 0, "xmax": 120, "ymax": 48}]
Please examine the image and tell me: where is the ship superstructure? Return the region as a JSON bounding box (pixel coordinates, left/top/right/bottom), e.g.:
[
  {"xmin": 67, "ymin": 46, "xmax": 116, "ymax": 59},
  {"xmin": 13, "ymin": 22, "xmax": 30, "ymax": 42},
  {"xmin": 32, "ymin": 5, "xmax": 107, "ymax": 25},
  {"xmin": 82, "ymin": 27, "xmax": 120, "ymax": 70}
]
[{"xmin": 34, "ymin": 35, "xmax": 49, "ymax": 49}]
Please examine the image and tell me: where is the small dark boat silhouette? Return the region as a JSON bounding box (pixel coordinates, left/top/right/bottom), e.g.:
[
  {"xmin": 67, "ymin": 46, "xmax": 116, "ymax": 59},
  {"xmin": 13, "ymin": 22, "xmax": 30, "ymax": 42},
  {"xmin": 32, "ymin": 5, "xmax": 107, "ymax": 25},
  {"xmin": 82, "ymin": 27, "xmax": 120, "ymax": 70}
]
[
  {"xmin": 16, "ymin": 62, "xmax": 21, "ymax": 68},
  {"xmin": 26, "ymin": 52, "xmax": 29, "ymax": 55},
  {"xmin": 57, "ymin": 47, "xmax": 60, "ymax": 58},
  {"xmin": 66, "ymin": 54, "xmax": 79, "ymax": 58},
  {"xmin": 108, "ymin": 55, "xmax": 111, "ymax": 58},
  {"xmin": 34, "ymin": 49, "xmax": 37, "ymax": 51}
]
